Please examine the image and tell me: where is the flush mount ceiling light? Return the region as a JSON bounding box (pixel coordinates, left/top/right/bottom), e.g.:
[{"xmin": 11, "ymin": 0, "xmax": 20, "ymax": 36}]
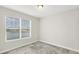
[{"xmin": 37, "ymin": 5, "xmax": 44, "ymax": 9}]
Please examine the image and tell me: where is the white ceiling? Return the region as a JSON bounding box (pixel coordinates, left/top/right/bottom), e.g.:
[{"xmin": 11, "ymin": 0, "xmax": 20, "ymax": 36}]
[{"xmin": 2, "ymin": 5, "xmax": 79, "ymax": 18}]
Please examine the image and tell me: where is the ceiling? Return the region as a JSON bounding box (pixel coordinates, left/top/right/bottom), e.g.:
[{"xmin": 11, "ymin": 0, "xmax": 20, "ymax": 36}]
[{"xmin": 2, "ymin": 5, "xmax": 79, "ymax": 18}]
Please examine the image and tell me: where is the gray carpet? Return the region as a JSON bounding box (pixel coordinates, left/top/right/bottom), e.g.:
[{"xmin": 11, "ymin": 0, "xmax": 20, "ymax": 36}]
[{"xmin": 3, "ymin": 41, "xmax": 79, "ymax": 54}]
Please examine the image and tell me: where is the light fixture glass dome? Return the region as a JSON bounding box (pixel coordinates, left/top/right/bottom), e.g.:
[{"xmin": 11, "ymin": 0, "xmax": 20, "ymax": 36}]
[{"xmin": 37, "ymin": 5, "xmax": 43, "ymax": 9}]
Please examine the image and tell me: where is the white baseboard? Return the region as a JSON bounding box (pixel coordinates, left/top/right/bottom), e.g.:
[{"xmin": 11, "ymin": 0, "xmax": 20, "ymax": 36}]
[
  {"xmin": 40, "ymin": 40, "xmax": 79, "ymax": 53},
  {"xmin": 0, "ymin": 40, "xmax": 38, "ymax": 54}
]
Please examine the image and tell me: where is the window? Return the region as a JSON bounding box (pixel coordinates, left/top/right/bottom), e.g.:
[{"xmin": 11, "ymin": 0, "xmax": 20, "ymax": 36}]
[
  {"xmin": 21, "ymin": 19, "xmax": 31, "ymax": 38},
  {"xmin": 5, "ymin": 16, "xmax": 31, "ymax": 41}
]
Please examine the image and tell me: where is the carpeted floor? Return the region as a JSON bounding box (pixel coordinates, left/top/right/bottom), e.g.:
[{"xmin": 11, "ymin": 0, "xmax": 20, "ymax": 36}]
[{"xmin": 3, "ymin": 41, "xmax": 79, "ymax": 54}]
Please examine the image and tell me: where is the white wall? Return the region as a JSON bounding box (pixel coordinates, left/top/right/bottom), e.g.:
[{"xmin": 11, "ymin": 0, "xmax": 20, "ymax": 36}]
[
  {"xmin": 40, "ymin": 8, "xmax": 79, "ymax": 52},
  {"xmin": 0, "ymin": 6, "xmax": 40, "ymax": 53}
]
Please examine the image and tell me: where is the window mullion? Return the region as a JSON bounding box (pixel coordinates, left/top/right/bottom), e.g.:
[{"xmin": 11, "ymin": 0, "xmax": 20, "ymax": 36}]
[{"xmin": 20, "ymin": 17, "xmax": 21, "ymax": 39}]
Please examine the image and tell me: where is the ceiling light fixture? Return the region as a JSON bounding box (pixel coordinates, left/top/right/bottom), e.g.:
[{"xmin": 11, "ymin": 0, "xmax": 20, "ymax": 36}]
[{"xmin": 37, "ymin": 5, "xmax": 44, "ymax": 9}]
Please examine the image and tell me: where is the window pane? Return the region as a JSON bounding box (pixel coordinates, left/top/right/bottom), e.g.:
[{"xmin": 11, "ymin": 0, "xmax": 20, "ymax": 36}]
[
  {"xmin": 6, "ymin": 17, "xmax": 20, "ymax": 28},
  {"xmin": 21, "ymin": 29, "xmax": 30, "ymax": 38},
  {"xmin": 7, "ymin": 29, "xmax": 20, "ymax": 40},
  {"xmin": 21, "ymin": 19, "xmax": 31, "ymax": 38},
  {"xmin": 21, "ymin": 20, "xmax": 30, "ymax": 29}
]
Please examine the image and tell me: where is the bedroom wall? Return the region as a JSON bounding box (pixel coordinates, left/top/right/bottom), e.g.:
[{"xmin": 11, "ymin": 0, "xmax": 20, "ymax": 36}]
[
  {"xmin": 40, "ymin": 8, "xmax": 79, "ymax": 52},
  {"xmin": 0, "ymin": 6, "xmax": 40, "ymax": 53}
]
